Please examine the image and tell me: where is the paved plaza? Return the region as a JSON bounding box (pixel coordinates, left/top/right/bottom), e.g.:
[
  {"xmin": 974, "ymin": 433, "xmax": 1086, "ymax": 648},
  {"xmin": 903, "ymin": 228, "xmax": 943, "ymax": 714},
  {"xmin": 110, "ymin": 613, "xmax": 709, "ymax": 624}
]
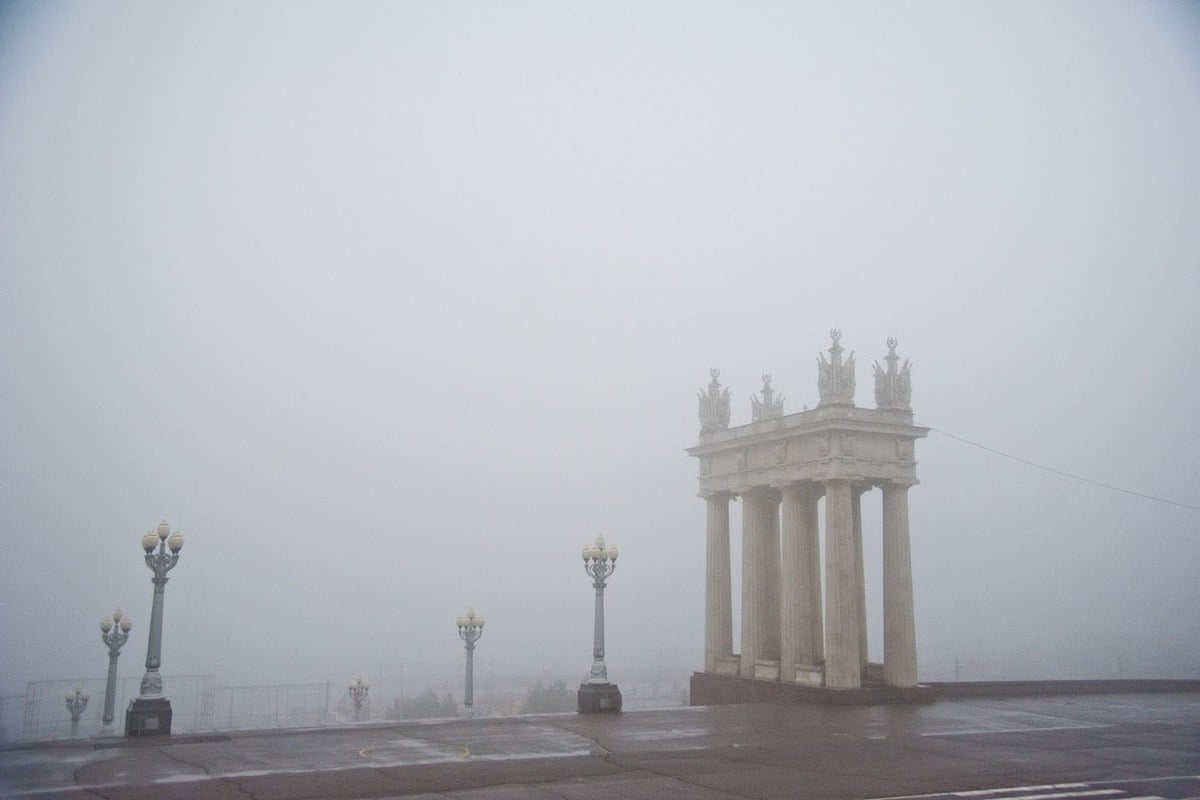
[{"xmin": 2, "ymin": 692, "xmax": 1199, "ymax": 799}]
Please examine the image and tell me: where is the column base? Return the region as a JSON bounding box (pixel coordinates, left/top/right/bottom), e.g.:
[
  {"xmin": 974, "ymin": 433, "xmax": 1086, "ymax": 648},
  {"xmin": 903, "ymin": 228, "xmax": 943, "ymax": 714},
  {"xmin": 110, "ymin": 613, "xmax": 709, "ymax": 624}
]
[
  {"xmin": 577, "ymin": 682, "xmax": 622, "ymax": 713},
  {"xmin": 125, "ymin": 697, "xmax": 173, "ymax": 737}
]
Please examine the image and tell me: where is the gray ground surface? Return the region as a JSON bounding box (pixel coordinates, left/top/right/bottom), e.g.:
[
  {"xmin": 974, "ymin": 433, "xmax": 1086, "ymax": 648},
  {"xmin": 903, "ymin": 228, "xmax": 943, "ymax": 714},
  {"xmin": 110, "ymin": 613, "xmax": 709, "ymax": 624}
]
[{"xmin": 2, "ymin": 693, "xmax": 1198, "ymax": 799}]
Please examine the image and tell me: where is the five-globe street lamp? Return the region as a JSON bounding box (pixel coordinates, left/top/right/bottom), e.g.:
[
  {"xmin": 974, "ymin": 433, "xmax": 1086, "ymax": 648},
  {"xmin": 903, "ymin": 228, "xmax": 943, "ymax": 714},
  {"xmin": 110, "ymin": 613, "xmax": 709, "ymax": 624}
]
[
  {"xmin": 456, "ymin": 608, "xmax": 485, "ymax": 716},
  {"xmin": 578, "ymin": 535, "xmax": 622, "ymax": 713},
  {"xmin": 126, "ymin": 519, "xmax": 184, "ymax": 736},
  {"xmin": 99, "ymin": 608, "xmax": 133, "ymax": 733},
  {"xmin": 65, "ymin": 687, "xmax": 90, "ymax": 737},
  {"xmin": 348, "ymin": 677, "xmax": 369, "ymax": 722}
]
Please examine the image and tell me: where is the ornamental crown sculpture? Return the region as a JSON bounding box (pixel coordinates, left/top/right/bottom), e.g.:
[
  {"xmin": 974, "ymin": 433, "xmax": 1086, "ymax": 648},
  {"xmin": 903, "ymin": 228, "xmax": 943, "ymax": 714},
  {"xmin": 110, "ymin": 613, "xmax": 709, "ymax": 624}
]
[
  {"xmin": 751, "ymin": 373, "xmax": 784, "ymax": 421},
  {"xmin": 873, "ymin": 337, "xmax": 912, "ymax": 410},
  {"xmin": 698, "ymin": 368, "xmax": 731, "ymax": 433},
  {"xmin": 816, "ymin": 329, "xmax": 856, "ymax": 406}
]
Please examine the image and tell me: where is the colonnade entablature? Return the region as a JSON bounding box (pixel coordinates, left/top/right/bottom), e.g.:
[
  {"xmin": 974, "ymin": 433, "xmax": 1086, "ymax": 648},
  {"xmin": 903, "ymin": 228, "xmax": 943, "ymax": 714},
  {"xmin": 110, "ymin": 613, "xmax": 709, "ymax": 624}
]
[{"xmin": 687, "ymin": 331, "xmax": 927, "ymax": 691}]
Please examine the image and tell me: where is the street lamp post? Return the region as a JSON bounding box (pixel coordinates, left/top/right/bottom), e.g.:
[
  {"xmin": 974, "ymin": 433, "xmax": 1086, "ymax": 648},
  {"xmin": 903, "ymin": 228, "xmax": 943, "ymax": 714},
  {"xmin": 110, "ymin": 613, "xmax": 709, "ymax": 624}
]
[
  {"xmin": 99, "ymin": 608, "xmax": 132, "ymax": 734},
  {"xmin": 348, "ymin": 677, "xmax": 369, "ymax": 722},
  {"xmin": 456, "ymin": 608, "xmax": 485, "ymax": 716},
  {"xmin": 578, "ymin": 535, "xmax": 622, "ymax": 713},
  {"xmin": 126, "ymin": 519, "xmax": 184, "ymax": 737},
  {"xmin": 65, "ymin": 687, "xmax": 89, "ymax": 737}
]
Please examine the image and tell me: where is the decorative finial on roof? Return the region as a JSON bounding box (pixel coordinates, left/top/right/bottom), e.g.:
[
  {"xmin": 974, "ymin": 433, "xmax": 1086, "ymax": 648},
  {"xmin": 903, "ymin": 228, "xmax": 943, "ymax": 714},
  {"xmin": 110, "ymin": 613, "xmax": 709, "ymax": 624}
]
[
  {"xmin": 698, "ymin": 368, "xmax": 732, "ymax": 433},
  {"xmin": 817, "ymin": 329, "xmax": 856, "ymax": 406},
  {"xmin": 873, "ymin": 337, "xmax": 912, "ymax": 411},
  {"xmin": 751, "ymin": 373, "xmax": 785, "ymax": 421}
]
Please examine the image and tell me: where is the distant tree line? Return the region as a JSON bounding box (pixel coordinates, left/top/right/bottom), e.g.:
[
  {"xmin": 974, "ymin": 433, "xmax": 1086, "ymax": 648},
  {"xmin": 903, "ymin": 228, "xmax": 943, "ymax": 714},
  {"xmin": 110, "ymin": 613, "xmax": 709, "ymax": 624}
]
[
  {"xmin": 386, "ymin": 687, "xmax": 457, "ymax": 720},
  {"xmin": 519, "ymin": 678, "xmax": 575, "ymax": 713},
  {"xmin": 382, "ymin": 677, "xmax": 576, "ymax": 719}
]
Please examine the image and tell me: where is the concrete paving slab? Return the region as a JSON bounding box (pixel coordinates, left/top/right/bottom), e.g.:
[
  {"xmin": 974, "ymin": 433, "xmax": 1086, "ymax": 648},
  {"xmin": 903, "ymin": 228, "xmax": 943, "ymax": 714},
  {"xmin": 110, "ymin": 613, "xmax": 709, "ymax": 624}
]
[{"xmin": 1, "ymin": 693, "xmax": 1198, "ymax": 800}]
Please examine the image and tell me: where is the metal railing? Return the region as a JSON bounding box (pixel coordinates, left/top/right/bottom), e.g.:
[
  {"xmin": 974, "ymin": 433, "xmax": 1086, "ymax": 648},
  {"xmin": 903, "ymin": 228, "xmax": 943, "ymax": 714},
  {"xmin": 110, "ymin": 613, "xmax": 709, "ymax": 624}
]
[{"xmin": 1, "ymin": 676, "xmax": 334, "ymax": 743}]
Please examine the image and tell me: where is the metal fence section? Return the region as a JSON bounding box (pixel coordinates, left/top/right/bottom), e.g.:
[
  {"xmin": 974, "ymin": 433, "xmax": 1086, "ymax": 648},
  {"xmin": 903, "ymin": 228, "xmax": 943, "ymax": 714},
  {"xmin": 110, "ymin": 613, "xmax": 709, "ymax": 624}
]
[
  {"xmin": 2, "ymin": 676, "xmax": 333, "ymax": 743},
  {"xmin": 209, "ymin": 682, "xmax": 332, "ymax": 731},
  {"xmin": 15, "ymin": 678, "xmax": 108, "ymax": 742},
  {"xmin": 0, "ymin": 694, "xmax": 27, "ymax": 743}
]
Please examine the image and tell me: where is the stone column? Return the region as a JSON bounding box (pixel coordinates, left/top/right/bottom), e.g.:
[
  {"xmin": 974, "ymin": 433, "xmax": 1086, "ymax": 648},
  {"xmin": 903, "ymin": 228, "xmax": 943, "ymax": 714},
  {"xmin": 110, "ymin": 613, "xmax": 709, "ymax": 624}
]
[
  {"xmin": 882, "ymin": 481, "xmax": 918, "ymax": 687},
  {"xmin": 852, "ymin": 486, "xmax": 869, "ymax": 672},
  {"xmin": 703, "ymin": 492, "xmax": 733, "ymax": 674},
  {"xmin": 781, "ymin": 484, "xmax": 821, "ymax": 682},
  {"xmin": 740, "ymin": 490, "xmax": 760, "ymax": 678},
  {"xmin": 806, "ymin": 486, "xmax": 824, "ymax": 666},
  {"xmin": 761, "ymin": 489, "xmax": 781, "ymax": 664},
  {"xmin": 741, "ymin": 487, "xmax": 781, "ymax": 677},
  {"xmin": 823, "ymin": 479, "xmax": 861, "ymax": 688}
]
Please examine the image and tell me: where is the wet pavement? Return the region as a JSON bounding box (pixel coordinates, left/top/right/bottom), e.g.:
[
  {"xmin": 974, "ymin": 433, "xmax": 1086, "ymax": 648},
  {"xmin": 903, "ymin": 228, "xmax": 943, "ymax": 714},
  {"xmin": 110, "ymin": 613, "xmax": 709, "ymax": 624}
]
[{"xmin": 2, "ymin": 693, "xmax": 1198, "ymax": 799}]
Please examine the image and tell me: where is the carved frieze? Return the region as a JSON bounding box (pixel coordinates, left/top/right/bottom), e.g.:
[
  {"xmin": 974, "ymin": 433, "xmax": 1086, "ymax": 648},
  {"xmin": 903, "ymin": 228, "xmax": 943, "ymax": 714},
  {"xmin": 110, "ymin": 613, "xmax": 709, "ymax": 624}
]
[{"xmin": 690, "ymin": 332, "xmax": 926, "ymax": 493}]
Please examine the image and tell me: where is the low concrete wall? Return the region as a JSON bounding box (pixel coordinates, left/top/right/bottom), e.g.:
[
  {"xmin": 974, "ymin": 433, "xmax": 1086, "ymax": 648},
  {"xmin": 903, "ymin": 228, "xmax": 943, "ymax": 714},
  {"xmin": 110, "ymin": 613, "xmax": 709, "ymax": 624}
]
[
  {"xmin": 690, "ymin": 674, "xmax": 1200, "ymax": 708},
  {"xmin": 927, "ymin": 679, "xmax": 1200, "ymax": 699}
]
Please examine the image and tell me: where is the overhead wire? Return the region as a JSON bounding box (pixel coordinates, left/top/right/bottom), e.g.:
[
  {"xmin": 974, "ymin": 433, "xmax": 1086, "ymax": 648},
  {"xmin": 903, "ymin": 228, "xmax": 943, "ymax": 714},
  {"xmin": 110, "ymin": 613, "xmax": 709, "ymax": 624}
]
[{"xmin": 925, "ymin": 426, "xmax": 1200, "ymax": 513}]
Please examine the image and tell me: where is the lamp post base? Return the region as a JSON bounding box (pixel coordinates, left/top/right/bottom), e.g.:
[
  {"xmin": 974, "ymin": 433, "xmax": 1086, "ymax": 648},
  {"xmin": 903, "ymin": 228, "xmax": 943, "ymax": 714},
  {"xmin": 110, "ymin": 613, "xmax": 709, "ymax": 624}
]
[
  {"xmin": 577, "ymin": 682, "xmax": 622, "ymax": 713},
  {"xmin": 125, "ymin": 697, "xmax": 173, "ymax": 736}
]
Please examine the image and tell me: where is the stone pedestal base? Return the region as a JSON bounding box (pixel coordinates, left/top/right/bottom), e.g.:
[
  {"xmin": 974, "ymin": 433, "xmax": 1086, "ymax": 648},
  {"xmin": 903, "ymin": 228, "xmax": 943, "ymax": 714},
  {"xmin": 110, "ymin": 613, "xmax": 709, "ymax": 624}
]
[
  {"xmin": 577, "ymin": 682, "xmax": 622, "ymax": 713},
  {"xmin": 125, "ymin": 697, "xmax": 173, "ymax": 736},
  {"xmin": 689, "ymin": 672, "xmax": 935, "ymax": 706}
]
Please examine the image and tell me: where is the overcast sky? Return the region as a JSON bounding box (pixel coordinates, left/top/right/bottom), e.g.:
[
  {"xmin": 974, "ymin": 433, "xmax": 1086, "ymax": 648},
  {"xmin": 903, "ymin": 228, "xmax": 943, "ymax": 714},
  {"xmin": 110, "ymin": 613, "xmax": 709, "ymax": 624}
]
[{"xmin": 2, "ymin": 2, "xmax": 1198, "ymax": 701}]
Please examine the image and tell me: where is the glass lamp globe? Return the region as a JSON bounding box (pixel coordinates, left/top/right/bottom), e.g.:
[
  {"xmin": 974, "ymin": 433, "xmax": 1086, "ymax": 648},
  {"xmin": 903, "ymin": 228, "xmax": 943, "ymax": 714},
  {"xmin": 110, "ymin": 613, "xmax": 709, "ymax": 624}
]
[
  {"xmin": 167, "ymin": 532, "xmax": 184, "ymax": 553},
  {"xmin": 119, "ymin": 616, "xmax": 133, "ymax": 633},
  {"xmin": 100, "ymin": 616, "xmax": 113, "ymax": 633},
  {"xmin": 141, "ymin": 531, "xmax": 159, "ymax": 552}
]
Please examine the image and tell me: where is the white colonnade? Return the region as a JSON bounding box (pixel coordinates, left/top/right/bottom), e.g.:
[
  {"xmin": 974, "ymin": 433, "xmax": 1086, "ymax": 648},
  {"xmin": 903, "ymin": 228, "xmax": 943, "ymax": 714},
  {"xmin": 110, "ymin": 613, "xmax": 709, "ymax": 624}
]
[{"xmin": 692, "ymin": 333, "xmax": 924, "ymax": 690}]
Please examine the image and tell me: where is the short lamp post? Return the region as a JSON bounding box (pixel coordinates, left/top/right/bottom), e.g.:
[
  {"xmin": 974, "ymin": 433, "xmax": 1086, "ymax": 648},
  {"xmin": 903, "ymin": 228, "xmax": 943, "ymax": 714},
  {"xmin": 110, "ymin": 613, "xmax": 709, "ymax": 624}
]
[
  {"xmin": 456, "ymin": 608, "xmax": 485, "ymax": 716},
  {"xmin": 348, "ymin": 677, "xmax": 369, "ymax": 721},
  {"xmin": 65, "ymin": 687, "xmax": 90, "ymax": 737},
  {"xmin": 578, "ymin": 535, "xmax": 622, "ymax": 713},
  {"xmin": 126, "ymin": 519, "xmax": 184, "ymax": 737},
  {"xmin": 100, "ymin": 608, "xmax": 132, "ymax": 733}
]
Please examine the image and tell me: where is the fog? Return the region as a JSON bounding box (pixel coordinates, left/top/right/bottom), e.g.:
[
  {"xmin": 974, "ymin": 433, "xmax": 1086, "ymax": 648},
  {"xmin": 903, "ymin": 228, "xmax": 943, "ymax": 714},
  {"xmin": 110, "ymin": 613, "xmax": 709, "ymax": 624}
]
[{"xmin": 2, "ymin": 2, "xmax": 1198, "ymax": 701}]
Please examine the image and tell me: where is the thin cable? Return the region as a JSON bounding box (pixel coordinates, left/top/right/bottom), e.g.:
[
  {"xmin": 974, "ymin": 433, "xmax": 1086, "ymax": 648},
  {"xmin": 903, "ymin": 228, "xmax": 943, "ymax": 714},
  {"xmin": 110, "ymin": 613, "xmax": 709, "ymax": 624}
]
[{"xmin": 926, "ymin": 426, "xmax": 1200, "ymax": 512}]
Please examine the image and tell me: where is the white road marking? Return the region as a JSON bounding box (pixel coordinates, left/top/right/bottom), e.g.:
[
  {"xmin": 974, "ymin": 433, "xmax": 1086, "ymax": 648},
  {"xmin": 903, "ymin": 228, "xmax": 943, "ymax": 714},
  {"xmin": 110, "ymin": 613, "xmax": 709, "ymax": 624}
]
[
  {"xmin": 865, "ymin": 775, "xmax": 1200, "ymax": 800},
  {"xmin": 962, "ymin": 790, "xmax": 1122, "ymax": 800},
  {"xmin": 921, "ymin": 724, "xmax": 1109, "ymax": 737},
  {"xmin": 957, "ymin": 784, "xmax": 1088, "ymax": 796}
]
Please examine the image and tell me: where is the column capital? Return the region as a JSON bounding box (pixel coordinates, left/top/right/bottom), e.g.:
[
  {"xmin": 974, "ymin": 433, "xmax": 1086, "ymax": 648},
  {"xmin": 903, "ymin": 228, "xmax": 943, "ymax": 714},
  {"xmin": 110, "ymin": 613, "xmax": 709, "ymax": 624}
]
[
  {"xmin": 700, "ymin": 490, "xmax": 734, "ymax": 502},
  {"xmin": 878, "ymin": 478, "xmax": 919, "ymax": 489},
  {"xmin": 775, "ymin": 481, "xmax": 824, "ymax": 501},
  {"xmin": 742, "ymin": 485, "xmax": 781, "ymax": 503}
]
